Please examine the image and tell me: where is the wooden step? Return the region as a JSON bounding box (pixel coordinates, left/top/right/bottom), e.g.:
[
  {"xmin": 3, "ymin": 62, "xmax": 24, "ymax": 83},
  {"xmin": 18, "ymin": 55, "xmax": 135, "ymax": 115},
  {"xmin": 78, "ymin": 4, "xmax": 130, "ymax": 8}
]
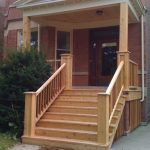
[
  {"xmin": 37, "ymin": 119, "xmax": 97, "ymax": 131},
  {"xmin": 48, "ymin": 106, "xmax": 97, "ymax": 115},
  {"xmin": 61, "ymin": 89, "xmax": 100, "ymax": 96},
  {"xmin": 35, "ymin": 127, "xmax": 97, "ymax": 142},
  {"xmin": 42, "ymin": 112, "xmax": 97, "ymax": 122},
  {"xmin": 57, "ymin": 96, "xmax": 97, "ymax": 101},
  {"xmin": 53, "ymin": 100, "xmax": 97, "ymax": 107},
  {"xmin": 22, "ymin": 136, "xmax": 103, "ymax": 150},
  {"xmin": 58, "ymin": 95, "xmax": 97, "ymax": 101}
]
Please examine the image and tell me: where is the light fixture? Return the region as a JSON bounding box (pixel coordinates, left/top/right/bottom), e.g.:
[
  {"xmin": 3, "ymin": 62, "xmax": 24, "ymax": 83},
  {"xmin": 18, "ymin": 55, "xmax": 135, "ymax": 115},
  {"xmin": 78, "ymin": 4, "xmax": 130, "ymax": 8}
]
[{"xmin": 96, "ymin": 10, "xmax": 103, "ymax": 16}]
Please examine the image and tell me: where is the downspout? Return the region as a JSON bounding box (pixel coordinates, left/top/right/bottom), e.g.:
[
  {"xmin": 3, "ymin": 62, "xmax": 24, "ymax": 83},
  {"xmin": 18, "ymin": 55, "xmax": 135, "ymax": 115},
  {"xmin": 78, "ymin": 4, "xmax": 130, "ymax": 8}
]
[{"xmin": 140, "ymin": 14, "xmax": 145, "ymax": 102}]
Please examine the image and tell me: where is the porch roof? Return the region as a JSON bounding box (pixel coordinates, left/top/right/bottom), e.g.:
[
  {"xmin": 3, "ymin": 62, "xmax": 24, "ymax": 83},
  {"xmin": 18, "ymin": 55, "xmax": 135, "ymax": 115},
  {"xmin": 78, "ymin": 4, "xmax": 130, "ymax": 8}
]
[{"xmin": 13, "ymin": 0, "xmax": 146, "ymax": 22}]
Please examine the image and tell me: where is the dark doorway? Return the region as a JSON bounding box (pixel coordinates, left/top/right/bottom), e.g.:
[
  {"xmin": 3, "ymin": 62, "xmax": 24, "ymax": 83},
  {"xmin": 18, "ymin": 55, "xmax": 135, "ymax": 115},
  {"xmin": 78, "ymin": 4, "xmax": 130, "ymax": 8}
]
[{"xmin": 89, "ymin": 27, "xmax": 119, "ymax": 86}]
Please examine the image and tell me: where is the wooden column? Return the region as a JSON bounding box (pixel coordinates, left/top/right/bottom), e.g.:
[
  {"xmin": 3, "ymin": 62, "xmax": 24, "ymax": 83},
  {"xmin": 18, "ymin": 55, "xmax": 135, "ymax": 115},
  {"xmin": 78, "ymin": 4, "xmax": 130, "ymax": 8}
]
[
  {"xmin": 61, "ymin": 54, "xmax": 73, "ymax": 90},
  {"xmin": 23, "ymin": 16, "xmax": 31, "ymax": 49},
  {"xmin": 118, "ymin": 2, "xmax": 129, "ymax": 89},
  {"xmin": 97, "ymin": 94, "xmax": 109, "ymax": 145},
  {"xmin": 23, "ymin": 92, "xmax": 36, "ymax": 137}
]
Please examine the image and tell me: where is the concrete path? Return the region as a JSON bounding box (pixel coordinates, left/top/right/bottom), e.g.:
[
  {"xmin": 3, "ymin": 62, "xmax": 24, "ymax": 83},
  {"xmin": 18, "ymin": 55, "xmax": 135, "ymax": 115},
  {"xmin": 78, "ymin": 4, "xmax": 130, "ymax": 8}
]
[
  {"xmin": 111, "ymin": 123, "xmax": 150, "ymax": 150},
  {"xmin": 9, "ymin": 124, "xmax": 150, "ymax": 150},
  {"xmin": 9, "ymin": 144, "xmax": 40, "ymax": 150}
]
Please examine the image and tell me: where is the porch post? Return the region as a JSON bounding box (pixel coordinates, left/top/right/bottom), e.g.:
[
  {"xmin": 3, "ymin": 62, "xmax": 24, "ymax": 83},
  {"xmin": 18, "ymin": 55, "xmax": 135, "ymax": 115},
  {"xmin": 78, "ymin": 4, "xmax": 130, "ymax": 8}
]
[
  {"xmin": 23, "ymin": 16, "xmax": 31, "ymax": 49},
  {"xmin": 118, "ymin": 2, "xmax": 129, "ymax": 90},
  {"xmin": 61, "ymin": 54, "xmax": 73, "ymax": 90}
]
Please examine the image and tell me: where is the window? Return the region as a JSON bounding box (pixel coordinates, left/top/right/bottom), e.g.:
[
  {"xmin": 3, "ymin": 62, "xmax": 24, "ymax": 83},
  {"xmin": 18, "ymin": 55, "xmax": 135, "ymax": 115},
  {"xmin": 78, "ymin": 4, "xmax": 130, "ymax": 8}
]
[
  {"xmin": 17, "ymin": 30, "xmax": 38, "ymax": 49},
  {"xmin": 57, "ymin": 31, "xmax": 70, "ymax": 59},
  {"xmin": 102, "ymin": 42, "xmax": 117, "ymax": 76},
  {"xmin": 30, "ymin": 31, "xmax": 38, "ymax": 48}
]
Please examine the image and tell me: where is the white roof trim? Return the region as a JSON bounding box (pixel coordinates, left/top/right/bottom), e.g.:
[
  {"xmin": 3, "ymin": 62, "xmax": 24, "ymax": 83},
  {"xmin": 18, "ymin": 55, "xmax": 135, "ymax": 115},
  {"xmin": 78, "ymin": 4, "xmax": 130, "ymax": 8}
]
[{"xmin": 14, "ymin": 0, "xmax": 146, "ymax": 21}]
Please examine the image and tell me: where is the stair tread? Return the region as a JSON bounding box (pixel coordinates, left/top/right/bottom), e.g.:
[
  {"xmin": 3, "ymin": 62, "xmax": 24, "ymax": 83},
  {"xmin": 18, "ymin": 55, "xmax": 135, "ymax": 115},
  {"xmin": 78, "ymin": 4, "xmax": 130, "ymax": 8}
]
[
  {"xmin": 45, "ymin": 112, "xmax": 97, "ymax": 117},
  {"xmin": 36, "ymin": 127, "xmax": 97, "ymax": 135},
  {"xmin": 56, "ymin": 99, "xmax": 97, "ymax": 102},
  {"xmin": 51, "ymin": 106, "xmax": 97, "ymax": 109},
  {"xmin": 28, "ymin": 135, "xmax": 100, "ymax": 146},
  {"xmin": 39, "ymin": 119, "xmax": 98, "ymax": 126},
  {"xmin": 110, "ymin": 124, "xmax": 116, "ymax": 128},
  {"xmin": 112, "ymin": 116, "xmax": 119, "ymax": 119},
  {"xmin": 115, "ymin": 108, "xmax": 121, "ymax": 112}
]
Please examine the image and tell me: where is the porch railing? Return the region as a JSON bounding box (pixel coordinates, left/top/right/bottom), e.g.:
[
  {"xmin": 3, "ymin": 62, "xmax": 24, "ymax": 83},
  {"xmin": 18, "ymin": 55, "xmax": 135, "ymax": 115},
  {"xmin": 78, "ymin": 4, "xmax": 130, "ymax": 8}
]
[
  {"xmin": 97, "ymin": 61, "xmax": 124, "ymax": 145},
  {"xmin": 35, "ymin": 63, "xmax": 66, "ymax": 122},
  {"xmin": 46, "ymin": 59, "xmax": 61, "ymax": 72},
  {"xmin": 129, "ymin": 59, "xmax": 138, "ymax": 86},
  {"xmin": 23, "ymin": 54, "xmax": 72, "ymax": 137}
]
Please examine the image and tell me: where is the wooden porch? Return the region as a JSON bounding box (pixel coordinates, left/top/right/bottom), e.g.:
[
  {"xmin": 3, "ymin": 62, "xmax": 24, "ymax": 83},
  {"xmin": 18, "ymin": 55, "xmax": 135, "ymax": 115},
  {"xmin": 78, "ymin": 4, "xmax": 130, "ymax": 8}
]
[
  {"xmin": 22, "ymin": 53, "xmax": 141, "ymax": 150},
  {"xmin": 16, "ymin": 0, "xmax": 143, "ymax": 150}
]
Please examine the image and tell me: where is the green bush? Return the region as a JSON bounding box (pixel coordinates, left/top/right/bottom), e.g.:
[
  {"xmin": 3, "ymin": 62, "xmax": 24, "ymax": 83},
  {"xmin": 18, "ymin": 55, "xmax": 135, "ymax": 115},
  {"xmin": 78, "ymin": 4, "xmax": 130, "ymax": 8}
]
[{"xmin": 0, "ymin": 48, "xmax": 52, "ymax": 137}]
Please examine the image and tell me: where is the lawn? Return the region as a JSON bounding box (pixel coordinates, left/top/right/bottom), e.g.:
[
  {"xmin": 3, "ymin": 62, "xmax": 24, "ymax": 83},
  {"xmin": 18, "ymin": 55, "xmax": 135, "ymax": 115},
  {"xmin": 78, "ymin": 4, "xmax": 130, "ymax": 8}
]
[{"xmin": 0, "ymin": 133, "xmax": 18, "ymax": 150}]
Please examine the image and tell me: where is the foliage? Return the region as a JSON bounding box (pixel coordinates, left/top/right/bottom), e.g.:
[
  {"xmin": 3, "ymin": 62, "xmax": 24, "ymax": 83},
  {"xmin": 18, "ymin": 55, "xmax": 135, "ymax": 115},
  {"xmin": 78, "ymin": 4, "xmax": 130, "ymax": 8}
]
[
  {"xmin": 0, "ymin": 48, "xmax": 52, "ymax": 137},
  {"xmin": 0, "ymin": 132, "xmax": 18, "ymax": 150}
]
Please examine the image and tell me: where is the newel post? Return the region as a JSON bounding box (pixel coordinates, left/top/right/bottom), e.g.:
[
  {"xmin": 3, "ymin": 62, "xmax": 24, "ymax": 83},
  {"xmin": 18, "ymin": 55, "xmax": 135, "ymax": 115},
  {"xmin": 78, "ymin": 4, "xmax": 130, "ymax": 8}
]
[
  {"xmin": 97, "ymin": 93, "xmax": 109, "ymax": 145},
  {"xmin": 118, "ymin": 2, "xmax": 129, "ymax": 89},
  {"xmin": 23, "ymin": 92, "xmax": 36, "ymax": 137},
  {"xmin": 61, "ymin": 54, "xmax": 73, "ymax": 90}
]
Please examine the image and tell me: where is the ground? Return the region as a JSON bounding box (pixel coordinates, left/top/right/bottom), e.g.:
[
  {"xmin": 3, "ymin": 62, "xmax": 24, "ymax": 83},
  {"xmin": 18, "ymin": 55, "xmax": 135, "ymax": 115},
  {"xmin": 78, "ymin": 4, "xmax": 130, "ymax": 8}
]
[
  {"xmin": 0, "ymin": 133, "xmax": 17, "ymax": 150},
  {"xmin": 8, "ymin": 123, "xmax": 150, "ymax": 150}
]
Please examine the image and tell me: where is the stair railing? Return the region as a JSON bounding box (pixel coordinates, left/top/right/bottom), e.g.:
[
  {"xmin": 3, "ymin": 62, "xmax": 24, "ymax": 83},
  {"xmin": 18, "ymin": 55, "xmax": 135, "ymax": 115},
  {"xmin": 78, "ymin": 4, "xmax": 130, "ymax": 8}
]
[
  {"xmin": 97, "ymin": 61, "xmax": 124, "ymax": 145},
  {"xmin": 129, "ymin": 59, "xmax": 138, "ymax": 86},
  {"xmin": 23, "ymin": 54, "xmax": 72, "ymax": 137}
]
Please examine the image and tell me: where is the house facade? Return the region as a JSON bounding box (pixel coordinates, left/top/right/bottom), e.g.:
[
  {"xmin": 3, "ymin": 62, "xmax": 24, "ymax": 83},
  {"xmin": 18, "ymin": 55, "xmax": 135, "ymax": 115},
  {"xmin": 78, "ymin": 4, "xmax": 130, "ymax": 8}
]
[
  {"xmin": 0, "ymin": 0, "xmax": 5, "ymax": 58},
  {"xmin": 1, "ymin": 0, "xmax": 150, "ymax": 149}
]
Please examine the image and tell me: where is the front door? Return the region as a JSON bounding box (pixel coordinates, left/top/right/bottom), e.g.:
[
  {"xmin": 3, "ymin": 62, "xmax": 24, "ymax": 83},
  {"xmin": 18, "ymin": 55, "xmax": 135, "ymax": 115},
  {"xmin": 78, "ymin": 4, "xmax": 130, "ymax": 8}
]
[{"xmin": 89, "ymin": 27, "xmax": 119, "ymax": 86}]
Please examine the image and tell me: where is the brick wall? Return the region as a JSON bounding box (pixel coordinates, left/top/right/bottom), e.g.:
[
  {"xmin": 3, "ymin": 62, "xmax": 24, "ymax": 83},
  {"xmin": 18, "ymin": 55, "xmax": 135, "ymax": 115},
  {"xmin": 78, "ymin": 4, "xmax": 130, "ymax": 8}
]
[
  {"xmin": 4, "ymin": 0, "xmax": 22, "ymax": 52},
  {"xmin": 73, "ymin": 29, "xmax": 89, "ymax": 86},
  {"xmin": 4, "ymin": 30, "xmax": 17, "ymax": 56},
  {"xmin": 40, "ymin": 26, "xmax": 55, "ymax": 60},
  {"xmin": 0, "ymin": 6, "xmax": 4, "ymax": 59}
]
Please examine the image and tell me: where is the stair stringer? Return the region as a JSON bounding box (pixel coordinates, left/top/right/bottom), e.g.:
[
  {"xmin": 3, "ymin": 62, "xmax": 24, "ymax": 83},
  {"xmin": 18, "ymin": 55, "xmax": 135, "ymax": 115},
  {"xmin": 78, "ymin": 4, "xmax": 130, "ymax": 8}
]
[{"xmin": 108, "ymin": 95, "xmax": 126, "ymax": 149}]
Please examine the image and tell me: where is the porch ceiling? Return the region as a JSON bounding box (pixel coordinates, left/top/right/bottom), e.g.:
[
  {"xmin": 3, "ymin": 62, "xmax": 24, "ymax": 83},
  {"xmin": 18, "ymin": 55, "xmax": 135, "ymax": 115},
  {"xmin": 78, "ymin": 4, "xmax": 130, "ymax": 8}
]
[
  {"xmin": 14, "ymin": 0, "xmax": 146, "ymax": 23},
  {"xmin": 31, "ymin": 4, "xmax": 137, "ymax": 29}
]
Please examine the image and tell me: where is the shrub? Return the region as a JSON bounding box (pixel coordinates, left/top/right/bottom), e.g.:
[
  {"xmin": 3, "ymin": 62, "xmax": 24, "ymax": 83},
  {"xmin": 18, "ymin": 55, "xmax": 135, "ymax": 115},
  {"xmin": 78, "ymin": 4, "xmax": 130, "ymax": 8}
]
[{"xmin": 0, "ymin": 48, "xmax": 52, "ymax": 137}]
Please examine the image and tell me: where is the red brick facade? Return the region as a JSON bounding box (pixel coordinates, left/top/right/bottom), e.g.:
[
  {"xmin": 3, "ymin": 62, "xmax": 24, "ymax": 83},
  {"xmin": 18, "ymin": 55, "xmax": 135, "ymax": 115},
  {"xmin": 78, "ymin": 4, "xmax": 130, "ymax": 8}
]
[
  {"xmin": 0, "ymin": 6, "xmax": 4, "ymax": 59},
  {"xmin": 73, "ymin": 29, "xmax": 89, "ymax": 86},
  {"xmin": 3, "ymin": 0, "xmax": 22, "ymax": 53},
  {"xmin": 40, "ymin": 26, "xmax": 55, "ymax": 60}
]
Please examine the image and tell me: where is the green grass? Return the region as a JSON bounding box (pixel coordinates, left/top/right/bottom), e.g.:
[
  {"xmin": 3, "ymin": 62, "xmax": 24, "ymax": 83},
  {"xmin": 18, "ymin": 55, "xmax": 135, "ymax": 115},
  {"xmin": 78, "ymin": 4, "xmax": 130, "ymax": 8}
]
[{"xmin": 0, "ymin": 133, "xmax": 18, "ymax": 150}]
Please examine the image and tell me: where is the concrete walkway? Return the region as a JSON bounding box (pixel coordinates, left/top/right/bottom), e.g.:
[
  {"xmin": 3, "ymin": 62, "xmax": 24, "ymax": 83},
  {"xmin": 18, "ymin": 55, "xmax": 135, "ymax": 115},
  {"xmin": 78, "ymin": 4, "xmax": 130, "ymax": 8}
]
[
  {"xmin": 111, "ymin": 123, "xmax": 150, "ymax": 150},
  {"xmin": 9, "ymin": 124, "xmax": 150, "ymax": 150}
]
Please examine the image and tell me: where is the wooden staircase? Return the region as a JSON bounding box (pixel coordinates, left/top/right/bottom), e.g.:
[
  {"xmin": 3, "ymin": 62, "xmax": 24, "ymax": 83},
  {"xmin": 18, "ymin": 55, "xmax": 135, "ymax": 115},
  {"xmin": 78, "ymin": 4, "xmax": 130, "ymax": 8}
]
[
  {"xmin": 22, "ymin": 56, "xmax": 127, "ymax": 150},
  {"xmin": 23, "ymin": 89, "xmax": 125, "ymax": 150}
]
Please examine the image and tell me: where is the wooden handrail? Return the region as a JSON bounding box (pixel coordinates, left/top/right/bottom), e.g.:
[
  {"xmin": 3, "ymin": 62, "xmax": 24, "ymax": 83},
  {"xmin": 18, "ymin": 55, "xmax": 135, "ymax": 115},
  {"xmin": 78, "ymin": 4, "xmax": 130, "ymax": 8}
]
[
  {"xmin": 106, "ymin": 61, "xmax": 124, "ymax": 94},
  {"xmin": 36, "ymin": 63, "xmax": 66, "ymax": 95},
  {"xmin": 35, "ymin": 63, "xmax": 66, "ymax": 122},
  {"xmin": 97, "ymin": 61, "xmax": 124, "ymax": 145},
  {"xmin": 23, "ymin": 54, "xmax": 73, "ymax": 137}
]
